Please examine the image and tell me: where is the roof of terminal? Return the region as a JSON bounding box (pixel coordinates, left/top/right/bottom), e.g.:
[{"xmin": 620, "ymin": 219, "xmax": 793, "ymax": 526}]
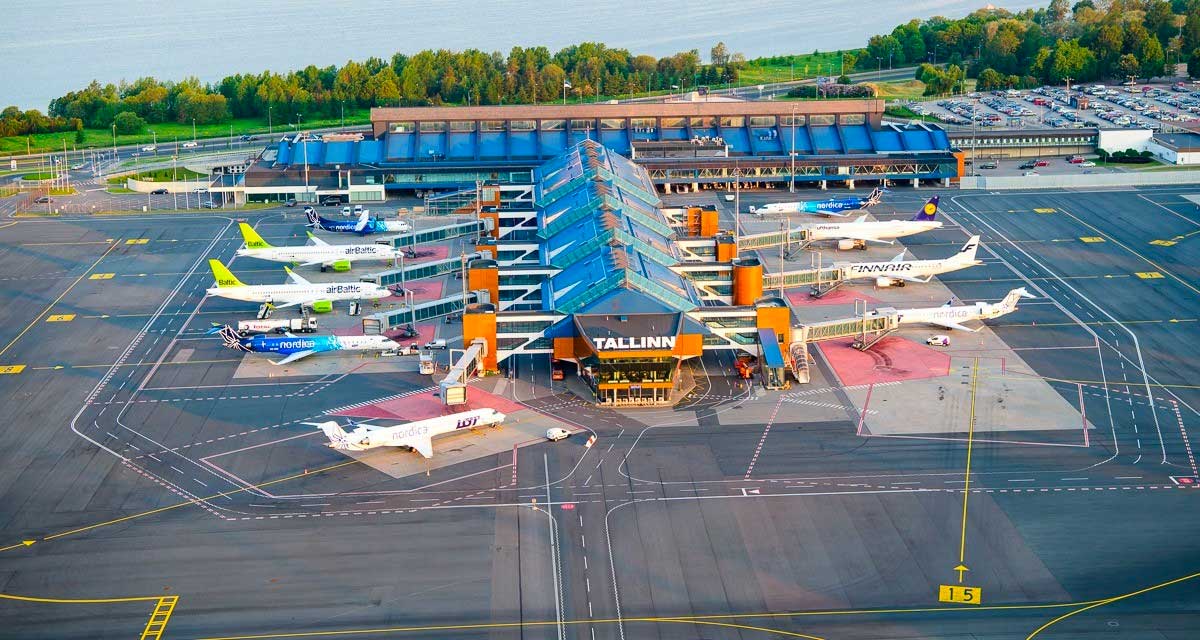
[{"xmin": 535, "ymin": 140, "xmax": 699, "ymax": 315}]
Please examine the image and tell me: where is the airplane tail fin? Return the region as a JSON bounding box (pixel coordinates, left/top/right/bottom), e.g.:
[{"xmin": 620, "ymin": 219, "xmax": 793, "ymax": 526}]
[
  {"xmin": 305, "ymin": 209, "xmax": 321, "ymax": 228},
  {"xmin": 309, "ymin": 421, "xmax": 350, "ymax": 449},
  {"xmin": 864, "ymin": 187, "xmax": 885, "ymax": 206},
  {"xmin": 208, "ymin": 259, "xmax": 245, "ymax": 288},
  {"xmin": 910, "ymin": 196, "xmax": 940, "ymax": 222},
  {"xmin": 952, "ymin": 235, "xmax": 981, "ymax": 263},
  {"xmin": 999, "ymin": 287, "xmax": 1035, "ymax": 311},
  {"xmin": 238, "ymin": 222, "xmax": 272, "ymax": 249}
]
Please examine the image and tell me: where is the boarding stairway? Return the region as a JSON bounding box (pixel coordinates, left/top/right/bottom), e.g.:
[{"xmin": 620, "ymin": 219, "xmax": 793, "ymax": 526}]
[{"xmin": 780, "ymin": 313, "xmax": 902, "ymax": 384}]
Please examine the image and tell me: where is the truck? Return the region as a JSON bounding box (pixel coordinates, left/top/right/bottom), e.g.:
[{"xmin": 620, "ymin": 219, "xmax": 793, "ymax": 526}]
[{"xmin": 236, "ymin": 317, "xmax": 318, "ymax": 336}]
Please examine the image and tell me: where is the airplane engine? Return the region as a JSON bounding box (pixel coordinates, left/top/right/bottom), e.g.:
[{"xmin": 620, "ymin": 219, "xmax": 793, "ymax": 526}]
[
  {"xmin": 329, "ymin": 259, "xmax": 352, "ymax": 272},
  {"xmin": 838, "ymin": 239, "xmax": 866, "ymax": 251},
  {"xmin": 875, "ymin": 277, "xmax": 894, "ymax": 288}
]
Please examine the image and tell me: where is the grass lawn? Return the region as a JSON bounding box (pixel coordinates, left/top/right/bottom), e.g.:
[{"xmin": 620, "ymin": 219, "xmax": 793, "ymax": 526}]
[
  {"xmin": 106, "ymin": 187, "xmax": 135, "ymax": 194},
  {"xmin": 47, "ymin": 187, "xmax": 76, "ymax": 196},
  {"xmin": 738, "ymin": 51, "xmax": 864, "ymax": 85},
  {"xmin": 106, "ymin": 167, "xmax": 207, "ymax": 184},
  {"xmin": 864, "ymin": 80, "xmax": 927, "ymax": 101},
  {"xmin": 20, "ymin": 171, "xmax": 58, "ymax": 181},
  {"xmin": 0, "ymin": 108, "xmax": 373, "ymax": 157},
  {"xmin": 883, "ymin": 105, "xmax": 943, "ymax": 123}
]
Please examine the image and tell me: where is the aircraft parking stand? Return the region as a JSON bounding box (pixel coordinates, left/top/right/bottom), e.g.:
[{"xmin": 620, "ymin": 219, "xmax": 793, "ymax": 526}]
[{"xmin": 2, "ymin": 184, "xmax": 1200, "ymax": 638}]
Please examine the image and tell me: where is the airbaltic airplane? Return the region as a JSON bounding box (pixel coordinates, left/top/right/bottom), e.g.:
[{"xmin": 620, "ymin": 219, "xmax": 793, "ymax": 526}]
[
  {"xmin": 205, "ymin": 259, "xmax": 391, "ymax": 309},
  {"xmin": 838, "ymin": 235, "xmax": 981, "ymax": 287},
  {"xmin": 750, "ymin": 187, "xmax": 885, "ymax": 217},
  {"xmin": 307, "ymin": 208, "xmax": 411, "ymax": 236},
  {"xmin": 872, "ymin": 287, "xmax": 1035, "ymax": 332},
  {"xmin": 235, "ymin": 223, "xmax": 404, "ymax": 271},
  {"xmin": 209, "ymin": 324, "xmax": 398, "ymax": 365},
  {"xmin": 310, "ymin": 408, "xmax": 506, "ymax": 457},
  {"xmin": 804, "ymin": 196, "xmax": 943, "ymax": 250}
]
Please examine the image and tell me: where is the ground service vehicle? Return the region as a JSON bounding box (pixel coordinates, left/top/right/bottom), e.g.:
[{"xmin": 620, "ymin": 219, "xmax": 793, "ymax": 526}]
[{"xmin": 236, "ymin": 317, "xmax": 318, "ymax": 335}]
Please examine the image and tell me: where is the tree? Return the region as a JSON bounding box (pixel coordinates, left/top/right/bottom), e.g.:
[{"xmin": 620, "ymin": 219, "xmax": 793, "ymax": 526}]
[
  {"xmin": 977, "ymin": 67, "xmax": 1006, "ymax": 90},
  {"xmin": 1049, "ymin": 39, "xmax": 1097, "ymax": 82},
  {"xmin": 1117, "ymin": 53, "xmax": 1141, "ymax": 79},
  {"xmin": 709, "ymin": 42, "xmax": 729, "ymax": 66},
  {"xmin": 112, "ymin": 111, "xmax": 145, "ymax": 134},
  {"xmin": 74, "ymin": 119, "xmax": 84, "ymax": 144},
  {"xmin": 1189, "ymin": 48, "xmax": 1200, "ymax": 78},
  {"xmin": 1140, "ymin": 37, "xmax": 1167, "ymax": 78}
]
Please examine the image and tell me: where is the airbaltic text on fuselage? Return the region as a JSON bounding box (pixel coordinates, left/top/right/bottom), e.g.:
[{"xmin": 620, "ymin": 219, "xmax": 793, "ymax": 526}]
[
  {"xmin": 591, "ymin": 336, "xmax": 676, "ymax": 351},
  {"xmin": 324, "ymin": 284, "xmax": 363, "ymax": 294}
]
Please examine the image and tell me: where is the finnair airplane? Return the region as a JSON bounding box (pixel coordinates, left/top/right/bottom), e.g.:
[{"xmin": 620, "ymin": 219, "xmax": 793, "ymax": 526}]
[
  {"xmin": 310, "ymin": 408, "xmax": 506, "ymax": 457},
  {"xmin": 205, "ymin": 259, "xmax": 391, "ymax": 309},
  {"xmin": 208, "ymin": 324, "xmax": 398, "ymax": 365},
  {"xmin": 873, "ymin": 287, "xmax": 1035, "ymax": 332},
  {"xmin": 750, "ymin": 187, "xmax": 885, "ymax": 217},
  {"xmin": 307, "ymin": 208, "xmax": 411, "ymax": 236},
  {"xmin": 838, "ymin": 235, "xmax": 981, "ymax": 287},
  {"xmin": 235, "ymin": 223, "xmax": 405, "ymax": 271},
  {"xmin": 805, "ymin": 196, "xmax": 943, "ymax": 250}
]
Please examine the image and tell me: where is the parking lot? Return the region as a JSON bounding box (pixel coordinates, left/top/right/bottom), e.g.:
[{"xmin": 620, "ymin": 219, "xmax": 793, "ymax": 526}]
[{"xmin": 906, "ymin": 80, "xmax": 1200, "ymax": 131}]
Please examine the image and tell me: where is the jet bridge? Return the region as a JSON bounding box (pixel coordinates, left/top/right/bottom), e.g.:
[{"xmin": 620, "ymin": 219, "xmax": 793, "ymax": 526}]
[
  {"xmin": 438, "ymin": 339, "xmax": 489, "ymax": 405},
  {"xmin": 361, "ymin": 290, "xmax": 490, "ymax": 334},
  {"xmin": 382, "ymin": 219, "xmax": 491, "ymax": 249},
  {"xmin": 363, "ymin": 252, "xmax": 483, "ymax": 287}
]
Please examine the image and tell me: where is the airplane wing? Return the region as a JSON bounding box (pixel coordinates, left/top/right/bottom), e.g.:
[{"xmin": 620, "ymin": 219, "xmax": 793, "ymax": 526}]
[
  {"xmin": 892, "ymin": 274, "xmax": 932, "ymax": 284},
  {"xmin": 272, "ymin": 297, "xmax": 317, "ymax": 309},
  {"xmin": 814, "ymin": 210, "xmax": 851, "ymax": 218},
  {"xmin": 837, "ymin": 233, "xmax": 895, "ymax": 245},
  {"xmin": 889, "ymin": 251, "xmax": 906, "ymax": 263},
  {"xmin": 272, "ymin": 350, "xmax": 315, "ymax": 365},
  {"xmin": 929, "ymin": 320, "xmax": 980, "ymax": 333},
  {"xmin": 405, "ymin": 436, "xmax": 434, "ymax": 458},
  {"xmin": 284, "ymin": 267, "xmax": 311, "ymax": 285},
  {"xmin": 305, "ymin": 232, "xmax": 330, "ymax": 247},
  {"xmin": 296, "ymin": 258, "xmax": 332, "ymax": 267}
]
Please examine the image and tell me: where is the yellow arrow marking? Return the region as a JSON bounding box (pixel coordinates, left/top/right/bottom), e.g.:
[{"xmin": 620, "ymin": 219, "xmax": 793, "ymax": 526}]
[
  {"xmin": 46, "ymin": 314, "xmax": 75, "ymax": 322},
  {"xmin": 0, "ymin": 365, "xmax": 25, "ymax": 374},
  {"xmin": 1079, "ymin": 236, "xmax": 1105, "ymax": 243},
  {"xmin": 88, "ymin": 273, "xmax": 115, "ymax": 280},
  {"xmin": 124, "ymin": 238, "xmax": 149, "ymax": 245}
]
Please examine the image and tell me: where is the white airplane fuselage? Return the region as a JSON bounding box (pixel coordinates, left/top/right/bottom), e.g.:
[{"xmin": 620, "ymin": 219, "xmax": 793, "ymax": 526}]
[
  {"xmin": 840, "ymin": 256, "xmax": 980, "ymax": 284},
  {"xmin": 236, "ymin": 244, "xmax": 402, "ymax": 265},
  {"xmin": 806, "ymin": 219, "xmax": 942, "ymax": 243},
  {"xmin": 318, "ymin": 408, "xmax": 506, "ymax": 456},
  {"xmin": 206, "ymin": 281, "xmax": 390, "ymax": 305}
]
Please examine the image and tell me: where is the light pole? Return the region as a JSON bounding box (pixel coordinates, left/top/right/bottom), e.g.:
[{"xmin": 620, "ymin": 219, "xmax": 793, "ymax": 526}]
[
  {"xmin": 191, "ymin": 118, "xmax": 196, "ymax": 143},
  {"xmin": 340, "ymin": 102, "xmax": 344, "ymax": 128},
  {"xmin": 268, "ymin": 105, "xmax": 273, "ymax": 135},
  {"xmin": 562, "ymin": 80, "xmax": 571, "ymax": 105},
  {"xmin": 789, "ymin": 106, "xmax": 796, "ymax": 193},
  {"xmin": 111, "ymin": 123, "xmax": 117, "ymax": 159},
  {"xmin": 732, "ymin": 165, "xmax": 742, "ymax": 239}
]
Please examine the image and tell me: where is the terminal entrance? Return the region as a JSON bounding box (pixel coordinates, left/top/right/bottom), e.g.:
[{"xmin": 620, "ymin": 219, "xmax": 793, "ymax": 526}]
[{"xmin": 582, "ymin": 356, "xmax": 678, "ymax": 405}]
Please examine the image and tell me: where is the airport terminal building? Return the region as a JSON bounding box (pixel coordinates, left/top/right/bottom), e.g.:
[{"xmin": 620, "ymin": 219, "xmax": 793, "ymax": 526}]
[{"xmin": 234, "ymin": 99, "xmax": 964, "ymax": 203}]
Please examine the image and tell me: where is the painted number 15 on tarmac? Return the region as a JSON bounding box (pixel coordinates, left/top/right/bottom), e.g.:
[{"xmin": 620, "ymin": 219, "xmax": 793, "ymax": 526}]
[{"xmin": 938, "ymin": 585, "xmax": 982, "ymax": 605}]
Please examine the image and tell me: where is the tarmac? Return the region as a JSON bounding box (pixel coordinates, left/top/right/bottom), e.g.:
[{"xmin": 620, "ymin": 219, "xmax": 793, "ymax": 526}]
[{"xmin": 1, "ymin": 186, "xmax": 1200, "ymax": 639}]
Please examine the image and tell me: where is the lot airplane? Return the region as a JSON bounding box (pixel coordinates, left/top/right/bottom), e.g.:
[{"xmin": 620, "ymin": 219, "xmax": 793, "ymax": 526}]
[
  {"xmin": 804, "ymin": 195, "xmax": 943, "ymax": 250},
  {"xmin": 872, "ymin": 287, "xmax": 1035, "ymax": 332},
  {"xmin": 236, "ymin": 223, "xmax": 404, "ymax": 271},
  {"xmin": 310, "ymin": 408, "xmax": 507, "ymax": 457},
  {"xmin": 750, "ymin": 187, "xmax": 885, "ymax": 217},
  {"xmin": 306, "ymin": 208, "xmax": 411, "ymax": 235},
  {"xmin": 208, "ymin": 324, "xmax": 397, "ymax": 365},
  {"xmin": 205, "ymin": 259, "xmax": 391, "ymax": 309},
  {"xmin": 838, "ymin": 235, "xmax": 981, "ymax": 287}
]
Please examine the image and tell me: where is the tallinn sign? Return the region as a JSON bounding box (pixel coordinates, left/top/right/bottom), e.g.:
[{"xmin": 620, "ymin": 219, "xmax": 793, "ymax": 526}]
[{"xmin": 591, "ymin": 336, "xmax": 676, "ymax": 351}]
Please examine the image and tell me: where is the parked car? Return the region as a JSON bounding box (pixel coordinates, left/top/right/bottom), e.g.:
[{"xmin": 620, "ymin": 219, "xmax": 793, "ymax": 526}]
[
  {"xmin": 182, "ymin": 141, "xmax": 198, "ymax": 148},
  {"xmin": 200, "ymin": 201, "xmax": 218, "ymax": 209},
  {"xmin": 1018, "ymin": 159, "xmax": 1038, "ymax": 170},
  {"xmin": 283, "ymin": 199, "xmax": 297, "ymax": 207},
  {"xmin": 424, "ymin": 339, "xmax": 447, "ymax": 350},
  {"xmin": 1067, "ymin": 155, "xmax": 1085, "ymax": 163},
  {"xmin": 1023, "ymin": 170, "xmax": 1040, "ymax": 176},
  {"xmin": 141, "ymin": 145, "xmax": 157, "ymax": 152},
  {"xmin": 978, "ymin": 161, "xmax": 998, "ymax": 170},
  {"xmin": 926, "ymin": 335, "xmax": 950, "ymax": 347},
  {"xmin": 321, "ymin": 197, "xmax": 342, "ymax": 206},
  {"xmin": 33, "ymin": 196, "xmax": 53, "ymax": 203},
  {"xmin": 545, "ymin": 428, "xmax": 571, "ymax": 442},
  {"xmin": 341, "ymin": 206, "xmax": 352, "ymax": 216},
  {"xmin": 1081, "ymin": 160, "xmax": 1096, "ymax": 167},
  {"xmin": 150, "ymin": 188, "xmax": 168, "ymax": 194}
]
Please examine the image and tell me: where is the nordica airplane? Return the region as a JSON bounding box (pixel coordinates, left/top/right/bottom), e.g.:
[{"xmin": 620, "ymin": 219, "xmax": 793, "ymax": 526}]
[
  {"xmin": 750, "ymin": 187, "xmax": 885, "ymax": 217},
  {"xmin": 208, "ymin": 324, "xmax": 398, "ymax": 365},
  {"xmin": 235, "ymin": 223, "xmax": 404, "ymax": 271},
  {"xmin": 306, "ymin": 208, "xmax": 411, "ymax": 235},
  {"xmin": 205, "ymin": 259, "xmax": 391, "ymax": 309}
]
